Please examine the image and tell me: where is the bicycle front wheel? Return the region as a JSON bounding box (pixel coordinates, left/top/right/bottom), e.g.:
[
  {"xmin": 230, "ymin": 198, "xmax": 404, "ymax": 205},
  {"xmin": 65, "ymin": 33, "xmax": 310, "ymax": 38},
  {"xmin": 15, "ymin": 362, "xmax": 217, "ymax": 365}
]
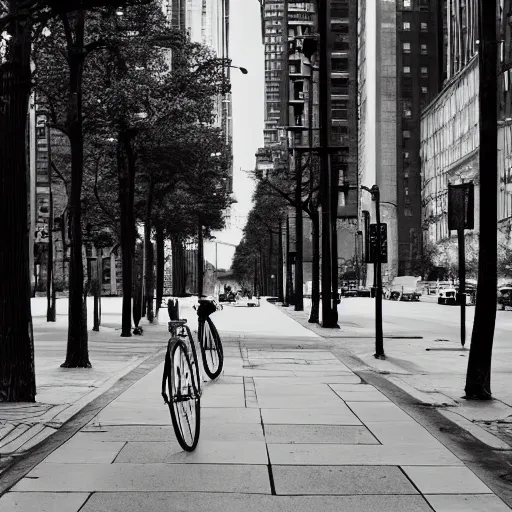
[
  {"xmin": 168, "ymin": 339, "xmax": 201, "ymax": 451},
  {"xmin": 199, "ymin": 316, "xmax": 224, "ymax": 380}
]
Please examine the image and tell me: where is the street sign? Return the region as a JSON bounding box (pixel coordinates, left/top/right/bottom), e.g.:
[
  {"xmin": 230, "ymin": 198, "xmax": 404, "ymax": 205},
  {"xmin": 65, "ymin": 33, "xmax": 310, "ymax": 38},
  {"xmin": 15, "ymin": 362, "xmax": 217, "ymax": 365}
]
[
  {"xmin": 367, "ymin": 223, "xmax": 388, "ymax": 264},
  {"xmin": 448, "ymin": 182, "xmax": 474, "ymax": 230}
]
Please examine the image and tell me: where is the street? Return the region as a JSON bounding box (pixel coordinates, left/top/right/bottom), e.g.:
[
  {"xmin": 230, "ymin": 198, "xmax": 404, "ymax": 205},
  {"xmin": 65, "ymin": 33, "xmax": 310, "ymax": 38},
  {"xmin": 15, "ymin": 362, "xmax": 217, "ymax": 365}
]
[{"xmin": 0, "ymin": 298, "xmax": 512, "ymax": 511}]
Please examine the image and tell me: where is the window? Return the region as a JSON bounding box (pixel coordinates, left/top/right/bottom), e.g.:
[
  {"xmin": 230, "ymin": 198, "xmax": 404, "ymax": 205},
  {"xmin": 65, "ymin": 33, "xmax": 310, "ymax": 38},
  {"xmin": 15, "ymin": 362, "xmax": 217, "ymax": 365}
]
[
  {"xmin": 421, "ymin": 86, "xmax": 428, "ymax": 94},
  {"xmin": 403, "ymin": 101, "xmax": 412, "ymax": 118},
  {"xmin": 420, "ymin": 67, "xmax": 428, "ymax": 75},
  {"xmin": 403, "ymin": 21, "xmax": 411, "ymax": 31},
  {"xmin": 403, "ymin": 42, "xmax": 411, "ymax": 53},
  {"xmin": 405, "ymin": 188, "xmax": 409, "ymax": 196},
  {"xmin": 404, "ymin": 151, "xmax": 410, "ymax": 159},
  {"xmin": 403, "ymin": 0, "xmax": 411, "ymax": 8},
  {"xmin": 403, "ymin": 130, "xmax": 411, "ymax": 138},
  {"xmin": 403, "ymin": 66, "xmax": 411, "ymax": 74},
  {"xmin": 332, "ymin": 100, "xmax": 348, "ymax": 120},
  {"xmin": 421, "ymin": 22, "xmax": 428, "ymax": 31},
  {"xmin": 421, "ymin": 44, "xmax": 428, "ymax": 55}
]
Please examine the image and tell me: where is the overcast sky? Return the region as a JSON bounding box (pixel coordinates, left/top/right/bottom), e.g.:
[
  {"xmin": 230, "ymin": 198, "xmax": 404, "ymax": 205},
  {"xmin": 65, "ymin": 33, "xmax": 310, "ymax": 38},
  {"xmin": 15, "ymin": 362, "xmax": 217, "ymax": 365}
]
[{"xmin": 204, "ymin": 0, "xmax": 264, "ymax": 269}]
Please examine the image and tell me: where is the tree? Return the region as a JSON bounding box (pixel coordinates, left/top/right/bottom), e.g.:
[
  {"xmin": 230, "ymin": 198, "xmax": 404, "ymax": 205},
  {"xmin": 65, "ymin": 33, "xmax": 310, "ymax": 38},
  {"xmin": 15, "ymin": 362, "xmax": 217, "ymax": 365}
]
[
  {"xmin": 0, "ymin": 0, "xmax": 149, "ymax": 400},
  {"xmin": 253, "ymin": 150, "xmax": 322, "ymax": 322}
]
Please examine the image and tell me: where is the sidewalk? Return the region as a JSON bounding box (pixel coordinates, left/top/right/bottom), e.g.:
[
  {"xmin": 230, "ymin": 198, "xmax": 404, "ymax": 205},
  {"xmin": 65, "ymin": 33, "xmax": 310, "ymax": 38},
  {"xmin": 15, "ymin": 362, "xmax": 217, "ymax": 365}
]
[
  {"xmin": 0, "ymin": 306, "xmax": 510, "ymax": 512},
  {"xmin": 276, "ymin": 299, "xmax": 512, "ymax": 451},
  {"xmin": 0, "ymin": 299, "xmax": 511, "ymax": 511},
  {"xmin": 0, "ymin": 298, "xmax": 169, "ymax": 476}
]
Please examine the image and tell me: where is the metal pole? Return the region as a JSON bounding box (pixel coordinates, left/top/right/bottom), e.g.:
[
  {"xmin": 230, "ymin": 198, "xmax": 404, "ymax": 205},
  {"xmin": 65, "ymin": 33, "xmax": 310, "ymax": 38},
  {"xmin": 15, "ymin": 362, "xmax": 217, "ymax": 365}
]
[
  {"xmin": 373, "ymin": 186, "xmax": 385, "ymax": 359},
  {"xmin": 319, "ymin": 0, "xmax": 335, "ymax": 327},
  {"xmin": 197, "ymin": 224, "xmax": 204, "ymax": 297},
  {"xmin": 295, "ymin": 152, "xmax": 304, "ymax": 311},
  {"xmin": 215, "ymin": 241, "xmax": 218, "ymax": 299},
  {"xmin": 46, "ymin": 116, "xmax": 56, "ymax": 322},
  {"xmin": 458, "ymin": 227, "xmax": 466, "ymax": 347}
]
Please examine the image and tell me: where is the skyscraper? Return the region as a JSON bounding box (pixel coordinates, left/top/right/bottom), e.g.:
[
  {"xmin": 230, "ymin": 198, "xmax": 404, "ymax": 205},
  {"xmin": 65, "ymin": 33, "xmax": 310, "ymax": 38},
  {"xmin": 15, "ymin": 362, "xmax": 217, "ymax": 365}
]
[{"xmin": 358, "ymin": 0, "xmax": 442, "ymax": 282}]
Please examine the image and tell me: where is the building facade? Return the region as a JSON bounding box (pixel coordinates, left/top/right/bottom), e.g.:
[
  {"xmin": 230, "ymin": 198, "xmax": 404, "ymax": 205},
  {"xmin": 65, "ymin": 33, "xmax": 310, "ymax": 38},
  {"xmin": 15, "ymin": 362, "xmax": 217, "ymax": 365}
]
[
  {"xmin": 358, "ymin": 0, "xmax": 442, "ymax": 282},
  {"xmin": 420, "ymin": 0, "xmax": 512, "ymax": 279}
]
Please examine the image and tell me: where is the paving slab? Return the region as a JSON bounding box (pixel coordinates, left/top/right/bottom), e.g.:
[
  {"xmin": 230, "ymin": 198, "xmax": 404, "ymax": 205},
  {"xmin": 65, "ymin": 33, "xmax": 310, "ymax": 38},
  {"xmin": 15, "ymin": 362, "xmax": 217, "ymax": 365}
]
[
  {"xmin": 346, "ymin": 402, "xmax": 414, "ymax": 422},
  {"xmin": 256, "ymin": 395, "xmax": 345, "ymax": 409},
  {"xmin": 254, "ymin": 376, "xmax": 362, "ymax": 385},
  {"xmin": 425, "ymin": 494, "xmax": 512, "ymax": 511},
  {"xmin": 272, "ymin": 465, "xmax": 418, "ymax": 495},
  {"xmin": 401, "ymin": 466, "xmax": 493, "ymax": 494},
  {"xmin": 329, "ymin": 383, "xmax": 386, "ymax": 393},
  {"xmin": 332, "ymin": 390, "xmax": 390, "ymax": 402},
  {"xmin": 200, "ymin": 394, "xmax": 246, "ymax": 408},
  {"xmin": 43, "ymin": 438, "xmax": 125, "ymax": 464},
  {"xmin": 261, "ymin": 407, "xmax": 361, "ymax": 426},
  {"xmin": 114, "ymin": 440, "xmax": 268, "ymax": 464},
  {"xmin": 264, "ymin": 424, "xmax": 379, "ymax": 444},
  {"xmin": 0, "ymin": 492, "xmax": 89, "ymax": 512},
  {"xmin": 365, "ymin": 421, "xmax": 445, "ymax": 446},
  {"xmin": 79, "ymin": 492, "xmax": 434, "ymax": 512},
  {"xmin": 254, "ymin": 383, "xmax": 336, "ymax": 396},
  {"xmin": 12, "ymin": 463, "xmax": 271, "ymax": 493},
  {"xmin": 79, "ymin": 423, "xmax": 265, "ymax": 442},
  {"xmin": 268, "ymin": 443, "xmax": 463, "ymax": 466},
  {"xmin": 88, "ymin": 401, "xmax": 171, "ymax": 426}
]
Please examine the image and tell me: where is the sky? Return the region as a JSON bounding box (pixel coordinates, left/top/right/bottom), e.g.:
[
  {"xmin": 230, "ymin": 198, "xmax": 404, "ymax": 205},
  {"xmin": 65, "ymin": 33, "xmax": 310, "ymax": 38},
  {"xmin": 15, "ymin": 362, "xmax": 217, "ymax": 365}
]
[{"xmin": 204, "ymin": 0, "xmax": 264, "ymax": 269}]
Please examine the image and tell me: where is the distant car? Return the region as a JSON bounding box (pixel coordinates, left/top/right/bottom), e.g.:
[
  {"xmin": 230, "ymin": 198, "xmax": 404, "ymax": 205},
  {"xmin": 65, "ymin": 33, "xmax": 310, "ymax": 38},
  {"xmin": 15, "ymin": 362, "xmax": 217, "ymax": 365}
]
[
  {"xmin": 218, "ymin": 292, "xmax": 235, "ymax": 303},
  {"xmin": 384, "ymin": 276, "xmax": 422, "ymax": 301},
  {"xmin": 497, "ymin": 287, "xmax": 512, "ymax": 310},
  {"xmin": 438, "ymin": 287, "xmax": 476, "ymax": 305}
]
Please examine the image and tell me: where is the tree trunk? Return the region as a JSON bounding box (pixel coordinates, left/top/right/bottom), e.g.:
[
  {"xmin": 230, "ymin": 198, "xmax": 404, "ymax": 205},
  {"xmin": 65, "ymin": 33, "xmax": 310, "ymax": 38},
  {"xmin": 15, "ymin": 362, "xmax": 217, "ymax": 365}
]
[
  {"xmin": 144, "ymin": 176, "xmax": 155, "ymax": 322},
  {"xmin": 309, "ymin": 209, "xmax": 320, "ymax": 323},
  {"xmin": 171, "ymin": 236, "xmax": 186, "ymax": 296},
  {"xmin": 465, "ymin": 2, "xmax": 497, "ymax": 399},
  {"xmin": 155, "ymin": 226, "xmax": 165, "ymax": 313},
  {"xmin": 62, "ymin": 12, "xmax": 90, "ymax": 368},
  {"xmin": 117, "ymin": 128, "xmax": 136, "ymax": 337},
  {"xmin": 0, "ymin": 10, "xmax": 36, "ymax": 401}
]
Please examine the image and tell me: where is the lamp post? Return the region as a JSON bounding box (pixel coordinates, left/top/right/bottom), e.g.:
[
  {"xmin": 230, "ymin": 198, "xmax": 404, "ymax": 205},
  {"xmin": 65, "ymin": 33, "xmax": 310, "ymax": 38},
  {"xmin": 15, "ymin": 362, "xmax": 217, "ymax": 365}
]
[{"xmin": 361, "ymin": 185, "xmax": 385, "ymax": 360}]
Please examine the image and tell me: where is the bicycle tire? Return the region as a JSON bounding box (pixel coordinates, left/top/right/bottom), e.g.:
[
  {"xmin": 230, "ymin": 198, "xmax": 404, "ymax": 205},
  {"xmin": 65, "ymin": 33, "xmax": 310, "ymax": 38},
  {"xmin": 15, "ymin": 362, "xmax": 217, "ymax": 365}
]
[
  {"xmin": 199, "ymin": 316, "xmax": 224, "ymax": 380},
  {"xmin": 181, "ymin": 325, "xmax": 201, "ymax": 393},
  {"xmin": 167, "ymin": 339, "xmax": 201, "ymax": 451}
]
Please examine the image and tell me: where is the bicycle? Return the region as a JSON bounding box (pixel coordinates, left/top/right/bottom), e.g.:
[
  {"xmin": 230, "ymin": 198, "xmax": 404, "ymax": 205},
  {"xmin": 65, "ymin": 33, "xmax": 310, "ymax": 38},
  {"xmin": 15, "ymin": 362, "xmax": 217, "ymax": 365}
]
[{"xmin": 161, "ymin": 297, "xmax": 223, "ymax": 451}]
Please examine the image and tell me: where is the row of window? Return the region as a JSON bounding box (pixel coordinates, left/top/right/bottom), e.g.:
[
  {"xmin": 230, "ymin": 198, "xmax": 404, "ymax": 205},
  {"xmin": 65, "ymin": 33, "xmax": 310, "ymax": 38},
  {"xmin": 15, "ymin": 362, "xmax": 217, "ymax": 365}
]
[
  {"xmin": 402, "ymin": 21, "xmax": 428, "ymax": 32},
  {"xmin": 402, "ymin": 42, "xmax": 428, "ymax": 54},
  {"xmin": 403, "ymin": 65, "xmax": 429, "ymax": 77},
  {"xmin": 401, "ymin": 0, "xmax": 429, "ymax": 10}
]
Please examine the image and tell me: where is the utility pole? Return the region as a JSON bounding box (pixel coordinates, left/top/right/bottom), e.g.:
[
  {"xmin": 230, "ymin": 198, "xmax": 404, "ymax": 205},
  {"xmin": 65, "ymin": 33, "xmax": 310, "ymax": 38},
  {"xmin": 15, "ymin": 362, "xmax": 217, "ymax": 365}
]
[
  {"xmin": 318, "ymin": 0, "xmax": 336, "ymax": 327},
  {"xmin": 373, "ymin": 186, "xmax": 384, "ymax": 359},
  {"xmin": 465, "ymin": 0, "xmax": 497, "ymax": 399}
]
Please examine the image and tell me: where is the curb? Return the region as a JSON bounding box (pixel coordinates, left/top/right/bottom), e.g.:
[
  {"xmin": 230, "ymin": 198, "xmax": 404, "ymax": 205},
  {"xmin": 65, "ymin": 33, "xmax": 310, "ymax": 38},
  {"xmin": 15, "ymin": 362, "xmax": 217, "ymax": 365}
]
[
  {"xmin": 268, "ymin": 299, "xmax": 512, "ymax": 452},
  {"xmin": 0, "ymin": 349, "xmax": 162, "ymax": 477}
]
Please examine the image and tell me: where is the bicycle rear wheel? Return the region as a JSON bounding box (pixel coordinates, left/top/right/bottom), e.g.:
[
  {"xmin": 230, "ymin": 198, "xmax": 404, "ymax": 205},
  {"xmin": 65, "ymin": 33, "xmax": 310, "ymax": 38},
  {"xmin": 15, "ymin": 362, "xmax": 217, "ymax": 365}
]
[
  {"xmin": 167, "ymin": 339, "xmax": 200, "ymax": 451},
  {"xmin": 199, "ymin": 316, "xmax": 224, "ymax": 380}
]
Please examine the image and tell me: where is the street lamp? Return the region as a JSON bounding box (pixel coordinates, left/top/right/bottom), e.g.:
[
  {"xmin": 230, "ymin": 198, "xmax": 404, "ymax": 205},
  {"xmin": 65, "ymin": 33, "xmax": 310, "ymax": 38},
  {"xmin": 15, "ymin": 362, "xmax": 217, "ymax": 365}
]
[{"xmin": 361, "ymin": 185, "xmax": 385, "ymax": 360}]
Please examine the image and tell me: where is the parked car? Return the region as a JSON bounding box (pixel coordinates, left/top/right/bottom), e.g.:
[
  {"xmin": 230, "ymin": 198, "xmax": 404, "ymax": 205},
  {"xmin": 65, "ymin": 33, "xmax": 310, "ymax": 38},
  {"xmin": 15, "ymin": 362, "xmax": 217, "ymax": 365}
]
[
  {"xmin": 384, "ymin": 276, "xmax": 422, "ymax": 301},
  {"xmin": 497, "ymin": 286, "xmax": 512, "ymax": 310},
  {"xmin": 438, "ymin": 286, "xmax": 476, "ymax": 305}
]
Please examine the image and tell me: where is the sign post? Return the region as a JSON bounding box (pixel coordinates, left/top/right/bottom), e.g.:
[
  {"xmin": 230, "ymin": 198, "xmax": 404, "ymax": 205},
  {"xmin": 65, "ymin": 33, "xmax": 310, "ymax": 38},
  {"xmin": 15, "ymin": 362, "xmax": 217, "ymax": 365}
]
[{"xmin": 448, "ymin": 182, "xmax": 474, "ymax": 347}]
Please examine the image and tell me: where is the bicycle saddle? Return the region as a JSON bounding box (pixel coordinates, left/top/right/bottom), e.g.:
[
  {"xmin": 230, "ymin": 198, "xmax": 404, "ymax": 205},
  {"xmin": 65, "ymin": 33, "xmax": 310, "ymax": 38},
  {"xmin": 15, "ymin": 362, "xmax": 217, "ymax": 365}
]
[{"xmin": 168, "ymin": 320, "xmax": 187, "ymax": 330}]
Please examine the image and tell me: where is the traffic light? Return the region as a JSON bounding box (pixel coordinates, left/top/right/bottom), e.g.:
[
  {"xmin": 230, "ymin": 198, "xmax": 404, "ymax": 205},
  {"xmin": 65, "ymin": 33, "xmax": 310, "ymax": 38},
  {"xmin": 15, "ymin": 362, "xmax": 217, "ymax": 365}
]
[{"xmin": 368, "ymin": 223, "xmax": 388, "ymax": 264}]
